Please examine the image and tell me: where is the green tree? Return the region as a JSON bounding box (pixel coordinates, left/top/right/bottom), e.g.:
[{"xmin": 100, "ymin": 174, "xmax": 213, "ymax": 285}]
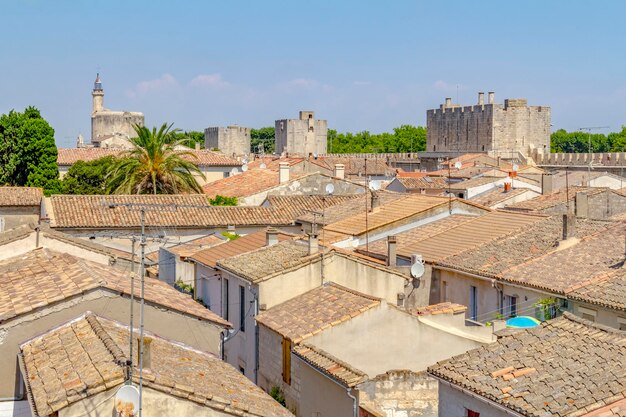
[
  {"xmin": 171, "ymin": 130, "xmax": 205, "ymax": 149},
  {"xmin": 209, "ymin": 195, "xmax": 238, "ymax": 206},
  {"xmin": 251, "ymin": 127, "xmax": 275, "ymax": 154},
  {"xmin": 107, "ymin": 123, "xmax": 204, "ymax": 194},
  {"xmin": 0, "ymin": 107, "xmax": 60, "ymax": 194},
  {"xmin": 609, "ymin": 127, "xmax": 626, "ymax": 152},
  {"xmin": 550, "ymin": 129, "xmax": 610, "ymax": 153},
  {"xmin": 60, "ymin": 156, "xmax": 116, "ymax": 194},
  {"xmin": 326, "ymin": 125, "xmax": 426, "ymax": 154}
]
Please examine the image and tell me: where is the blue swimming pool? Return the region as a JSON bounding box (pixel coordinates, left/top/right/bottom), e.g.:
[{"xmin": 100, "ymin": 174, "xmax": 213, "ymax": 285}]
[{"xmin": 506, "ymin": 316, "xmax": 541, "ymax": 328}]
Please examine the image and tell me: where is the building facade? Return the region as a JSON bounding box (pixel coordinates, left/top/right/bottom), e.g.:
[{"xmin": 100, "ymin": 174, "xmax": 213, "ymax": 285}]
[
  {"xmin": 275, "ymin": 111, "xmax": 328, "ymax": 156},
  {"xmin": 204, "ymin": 125, "xmax": 251, "ymax": 157},
  {"xmin": 426, "ymin": 92, "xmax": 550, "ymax": 156},
  {"xmin": 90, "ymin": 73, "xmax": 144, "ymax": 148}
]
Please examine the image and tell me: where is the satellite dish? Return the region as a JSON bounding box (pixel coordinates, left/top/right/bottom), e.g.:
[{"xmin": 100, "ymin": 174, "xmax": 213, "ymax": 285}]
[
  {"xmin": 230, "ymin": 168, "xmax": 239, "ymax": 176},
  {"xmin": 114, "ymin": 385, "xmax": 140, "ymax": 416},
  {"xmin": 454, "ymin": 161, "xmax": 463, "ymax": 170},
  {"xmin": 313, "ymin": 153, "xmax": 318, "ymax": 159},
  {"xmin": 325, "ymin": 183, "xmax": 335, "ymax": 195},
  {"xmin": 410, "ymin": 262, "xmax": 425, "ymax": 279},
  {"xmin": 512, "ymin": 164, "xmax": 519, "ymax": 172},
  {"xmin": 280, "ymin": 152, "xmax": 286, "ymax": 158},
  {"xmin": 241, "ymin": 164, "xmax": 249, "ymax": 172},
  {"xmin": 369, "ymin": 180, "xmax": 381, "ymax": 191},
  {"xmin": 259, "ymin": 163, "xmax": 267, "ymax": 169}
]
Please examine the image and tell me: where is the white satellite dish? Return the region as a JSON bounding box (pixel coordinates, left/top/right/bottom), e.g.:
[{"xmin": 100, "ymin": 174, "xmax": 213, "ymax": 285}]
[
  {"xmin": 325, "ymin": 183, "xmax": 335, "ymax": 195},
  {"xmin": 512, "ymin": 164, "xmax": 519, "ymax": 172},
  {"xmin": 241, "ymin": 164, "xmax": 249, "ymax": 172},
  {"xmin": 313, "ymin": 153, "xmax": 318, "ymax": 159},
  {"xmin": 454, "ymin": 161, "xmax": 463, "ymax": 170},
  {"xmin": 369, "ymin": 180, "xmax": 381, "ymax": 191},
  {"xmin": 259, "ymin": 163, "xmax": 267, "ymax": 169},
  {"xmin": 410, "ymin": 262, "xmax": 425, "ymax": 279},
  {"xmin": 280, "ymin": 152, "xmax": 286, "ymax": 158},
  {"xmin": 114, "ymin": 385, "xmax": 140, "ymax": 416},
  {"xmin": 230, "ymin": 167, "xmax": 239, "ymax": 176}
]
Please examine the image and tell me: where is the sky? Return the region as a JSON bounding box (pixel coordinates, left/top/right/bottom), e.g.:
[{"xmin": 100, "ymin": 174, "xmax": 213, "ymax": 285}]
[{"xmin": 2, "ymin": 1, "xmax": 626, "ymax": 148}]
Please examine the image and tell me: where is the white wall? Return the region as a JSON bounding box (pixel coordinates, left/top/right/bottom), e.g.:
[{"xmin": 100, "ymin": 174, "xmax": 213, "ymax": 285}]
[{"xmin": 437, "ymin": 383, "xmax": 508, "ymax": 417}]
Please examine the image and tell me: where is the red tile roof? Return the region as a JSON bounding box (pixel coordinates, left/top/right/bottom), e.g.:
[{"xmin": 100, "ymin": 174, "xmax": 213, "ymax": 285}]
[
  {"xmin": 57, "ymin": 148, "xmax": 241, "ymax": 167},
  {"xmin": 0, "ymin": 187, "xmax": 43, "ymax": 206}
]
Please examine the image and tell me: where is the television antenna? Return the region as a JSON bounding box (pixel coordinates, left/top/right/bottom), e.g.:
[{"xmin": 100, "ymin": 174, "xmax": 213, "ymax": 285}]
[{"xmin": 579, "ymin": 126, "xmax": 610, "ymax": 180}]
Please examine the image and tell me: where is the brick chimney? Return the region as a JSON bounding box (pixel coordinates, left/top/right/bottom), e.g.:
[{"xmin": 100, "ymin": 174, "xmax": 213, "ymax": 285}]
[
  {"xmin": 266, "ymin": 228, "xmax": 279, "ymax": 246},
  {"xmin": 137, "ymin": 336, "xmax": 152, "ymax": 369},
  {"xmin": 279, "ymin": 162, "xmax": 290, "ymax": 183},
  {"xmin": 387, "ymin": 235, "xmax": 397, "ymax": 267},
  {"xmin": 334, "ymin": 164, "xmax": 345, "ymax": 179},
  {"xmin": 478, "ymin": 92, "xmax": 485, "ymax": 105}
]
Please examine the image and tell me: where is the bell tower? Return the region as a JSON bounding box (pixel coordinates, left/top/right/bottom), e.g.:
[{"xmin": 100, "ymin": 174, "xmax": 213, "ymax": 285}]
[{"xmin": 92, "ymin": 73, "xmax": 104, "ymax": 114}]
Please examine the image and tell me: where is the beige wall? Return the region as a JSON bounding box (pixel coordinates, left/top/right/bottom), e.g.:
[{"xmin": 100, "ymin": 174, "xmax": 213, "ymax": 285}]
[
  {"xmin": 570, "ymin": 300, "xmax": 626, "ymax": 330},
  {"xmin": 0, "ymin": 207, "xmax": 39, "ymax": 231},
  {"xmin": 306, "ymin": 304, "xmax": 484, "ymax": 378},
  {"xmin": 437, "ymin": 382, "xmax": 506, "ymax": 417},
  {"xmin": 59, "ymin": 386, "xmax": 237, "ymax": 417},
  {"xmin": 0, "ymin": 290, "xmax": 222, "ymax": 398},
  {"xmin": 258, "ymin": 261, "xmax": 323, "ymax": 309}
]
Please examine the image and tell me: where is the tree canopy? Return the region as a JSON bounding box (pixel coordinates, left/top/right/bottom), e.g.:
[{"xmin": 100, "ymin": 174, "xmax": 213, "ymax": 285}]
[
  {"xmin": 0, "ymin": 107, "xmax": 60, "ymax": 194},
  {"xmin": 550, "ymin": 127, "xmax": 626, "ymax": 153},
  {"xmin": 107, "ymin": 123, "xmax": 204, "ymax": 194},
  {"xmin": 60, "ymin": 156, "xmax": 116, "ymax": 195},
  {"xmin": 170, "ymin": 130, "xmax": 205, "ymax": 149},
  {"xmin": 328, "ymin": 125, "xmax": 426, "ymax": 153},
  {"xmin": 251, "ymin": 127, "xmax": 275, "ymax": 154}
]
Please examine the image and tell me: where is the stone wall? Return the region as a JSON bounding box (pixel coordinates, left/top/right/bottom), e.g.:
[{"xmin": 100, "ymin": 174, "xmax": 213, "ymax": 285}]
[
  {"xmin": 358, "ymin": 371, "xmax": 438, "ymax": 417},
  {"xmin": 426, "ymin": 95, "xmax": 550, "ymax": 156},
  {"xmin": 275, "ymin": 112, "xmax": 328, "ymax": 156},
  {"xmin": 204, "ymin": 126, "xmax": 251, "ymax": 157},
  {"xmin": 91, "ymin": 110, "xmax": 144, "ymax": 147}
]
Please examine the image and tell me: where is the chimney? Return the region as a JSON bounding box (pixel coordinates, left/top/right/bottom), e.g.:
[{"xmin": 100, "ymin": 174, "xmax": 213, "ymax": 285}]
[
  {"xmin": 195, "ymin": 142, "xmax": 201, "ymax": 150},
  {"xmin": 575, "ymin": 191, "xmax": 589, "ymax": 218},
  {"xmin": 279, "ymin": 162, "xmax": 290, "ymax": 183},
  {"xmin": 562, "ymin": 213, "xmax": 576, "ymax": 240},
  {"xmin": 266, "ymin": 228, "xmax": 279, "ymax": 246},
  {"xmin": 387, "ymin": 235, "xmax": 397, "ymax": 267},
  {"xmin": 334, "ymin": 164, "xmax": 345, "ymax": 179},
  {"xmin": 137, "ymin": 336, "xmax": 152, "ymax": 369},
  {"xmin": 478, "ymin": 92, "xmax": 485, "ymax": 105},
  {"xmin": 541, "ymin": 174, "xmax": 553, "ymax": 195},
  {"xmin": 370, "ymin": 192, "xmax": 380, "ymax": 212},
  {"xmin": 445, "ymin": 97, "xmax": 452, "ymax": 108},
  {"xmin": 504, "ymin": 182, "xmax": 512, "ymax": 192},
  {"xmin": 488, "ymin": 92, "xmax": 495, "ymax": 104},
  {"xmin": 308, "ymin": 232, "xmax": 319, "ymax": 255}
]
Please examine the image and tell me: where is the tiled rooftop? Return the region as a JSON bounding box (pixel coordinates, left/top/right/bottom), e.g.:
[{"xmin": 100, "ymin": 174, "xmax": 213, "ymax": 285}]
[
  {"xmin": 310, "ymin": 156, "xmax": 394, "ymax": 176},
  {"xmin": 264, "ymin": 194, "xmax": 361, "ymax": 214},
  {"xmin": 293, "ymin": 343, "xmax": 367, "ymax": 387},
  {"xmin": 500, "ymin": 222, "xmax": 626, "ymax": 294},
  {"xmin": 164, "ymin": 234, "xmax": 225, "ymax": 258},
  {"xmin": 439, "ymin": 216, "xmax": 614, "ymax": 278},
  {"xmin": 0, "ymin": 186, "xmax": 43, "ymax": 206},
  {"xmin": 49, "ymin": 195, "xmax": 301, "ymax": 228},
  {"xmin": 0, "ymin": 249, "xmax": 229, "ymax": 326},
  {"xmin": 21, "ymin": 313, "xmax": 292, "ymax": 417},
  {"xmin": 202, "ymin": 169, "xmax": 305, "ymax": 198},
  {"xmin": 428, "ymin": 313, "xmax": 626, "ymax": 417},
  {"xmin": 256, "ymin": 283, "xmax": 380, "ymax": 343},
  {"xmin": 448, "ymin": 176, "xmax": 504, "ymax": 190},
  {"xmin": 360, "ymin": 211, "xmax": 544, "ymax": 263},
  {"xmin": 57, "ymin": 148, "xmax": 241, "ymax": 167},
  {"xmin": 470, "ymin": 188, "xmax": 530, "ymax": 207},
  {"xmin": 568, "ymin": 270, "xmax": 626, "ymax": 312},
  {"xmin": 407, "ymin": 302, "xmax": 467, "ymax": 316},
  {"xmin": 391, "ymin": 176, "xmax": 448, "ymax": 190},
  {"xmin": 504, "ymin": 186, "xmax": 606, "ymax": 212},
  {"xmin": 189, "ymin": 228, "xmax": 296, "ymax": 268},
  {"xmin": 217, "ymin": 240, "xmax": 314, "ymax": 283}
]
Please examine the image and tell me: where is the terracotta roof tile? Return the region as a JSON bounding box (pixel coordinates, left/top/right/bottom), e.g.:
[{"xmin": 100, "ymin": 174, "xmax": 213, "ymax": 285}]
[
  {"xmin": 408, "ymin": 302, "xmax": 467, "ymax": 316},
  {"xmin": 505, "ymin": 186, "xmax": 607, "ymax": 212},
  {"xmin": 202, "ymin": 169, "xmax": 289, "ymax": 198},
  {"xmin": 568, "ymin": 270, "xmax": 626, "ymax": 312},
  {"xmin": 256, "ymin": 283, "xmax": 380, "ymax": 342},
  {"xmin": 189, "ymin": 228, "xmax": 297, "ymax": 268},
  {"xmin": 21, "ymin": 313, "xmax": 292, "ymax": 417},
  {"xmin": 0, "ymin": 187, "xmax": 43, "ymax": 206},
  {"xmin": 293, "ymin": 343, "xmax": 367, "ymax": 387},
  {"xmin": 390, "ymin": 176, "xmax": 448, "ymax": 190},
  {"xmin": 309, "ymin": 157, "xmax": 394, "ymax": 176},
  {"xmin": 428, "ymin": 313, "xmax": 626, "ymax": 417},
  {"xmin": 470, "ymin": 188, "xmax": 530, "ymax": 207},
  {"xmin": 264, "ymin": 194, "xmax": 360, "ymax": 214},
  {"xmin": 0, "ymin": 249, "xmax": 229, "ymax": 326},
  {"xmin": 57, "ymin": 148, "xmax": 241, "ymax": 167}
]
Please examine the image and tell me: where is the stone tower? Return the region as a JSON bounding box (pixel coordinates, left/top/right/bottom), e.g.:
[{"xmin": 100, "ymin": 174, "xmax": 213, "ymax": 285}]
[
  {"xmin": 275, "ymin": 111, "xmax": 328, "ymax": 156},
  {"xmin": 426, "ymin": 92, "xmax": 551, "ymax": 157},
  {"xmin": 204, "ymin": 125, "xmax": 251, "ymax": 157},
  {"xmin": 92, "ymin": 73, "xmax": 104, "ymax": 114}
]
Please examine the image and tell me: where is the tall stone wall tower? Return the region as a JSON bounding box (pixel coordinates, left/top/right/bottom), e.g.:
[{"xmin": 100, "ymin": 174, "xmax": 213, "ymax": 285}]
[
  {"xmin": 275, "ymin": 111, "xmax": 328, "ymax": 156},
  {"xmin": 90, "ymin": 74, "xmax": 145, "ymax": 149},
  {"xmin": 204, "ymin": 125, "xmax": 251, "ymax": 157},
  {"xmin": 426, "ymin": 92, "xmax": 550, "ymax": 157}
]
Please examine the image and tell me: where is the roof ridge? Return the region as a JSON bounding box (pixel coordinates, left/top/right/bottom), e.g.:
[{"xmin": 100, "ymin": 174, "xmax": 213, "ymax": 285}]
[
  {"xmin": 85, "ymin": 314, "xmax": 128, "ymax": 365},
  {"xmin": 559, "ymin": 311, "xmax": 626, "ymax": 337},
  {"xmin": 294, "ymin": 342, "xmax": 367, "ymax": 386}
]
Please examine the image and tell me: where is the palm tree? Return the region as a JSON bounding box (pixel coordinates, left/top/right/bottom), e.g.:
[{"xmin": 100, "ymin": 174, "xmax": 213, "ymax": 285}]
[{"xmin": 107, "ymin": 123, "xmax": 205, "ymax": 194}]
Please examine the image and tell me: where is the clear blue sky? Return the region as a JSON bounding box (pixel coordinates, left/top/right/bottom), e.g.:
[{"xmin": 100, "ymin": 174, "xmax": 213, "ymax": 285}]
[{"xmin": 2, "ymin": 1, "xmax": 625, "ymax": 148}]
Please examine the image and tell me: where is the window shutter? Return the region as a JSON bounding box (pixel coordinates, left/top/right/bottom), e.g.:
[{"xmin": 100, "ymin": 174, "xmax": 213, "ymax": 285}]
[{"xmin": 282, "ymin": 338, "xmax": 292, "ymax": 385}]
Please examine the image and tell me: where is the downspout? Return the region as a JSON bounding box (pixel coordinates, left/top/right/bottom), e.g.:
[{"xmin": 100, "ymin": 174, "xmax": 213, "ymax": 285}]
[
  {"xmin": 35, "ymin": 226, "xmax": 40, "ymax": 249},
  {"xmin": 299, "ymin": 357, "xmax": 358, "ymax": 417},
  {"xmin": 253, "ymin": 288, "xmax": 260, "ymax": 385}
]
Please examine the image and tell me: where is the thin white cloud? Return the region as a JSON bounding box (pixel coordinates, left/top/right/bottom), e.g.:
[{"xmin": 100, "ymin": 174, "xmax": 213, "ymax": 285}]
[
  {"xmin": 188, "ymin": 73, "xmax": 230, "ymax": 89},
  {"xmin": 127, "ymin": 73, "xmax": 179, "ymax": 99},
  {"xmin": 353, "ymin": 80, "xmax": 372, "ymax": 86}
]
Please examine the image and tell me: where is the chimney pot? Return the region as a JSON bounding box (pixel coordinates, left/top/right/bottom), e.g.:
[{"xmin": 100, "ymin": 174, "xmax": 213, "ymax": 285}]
[
  {"xmin": 541, "ymin": 173, "xmax": 553, "ymax": 195},
  {"xmin": 279, "ymin": 162, "xmax": 290, "ymax": 183},
  {"xmin": 488, "ymin": 92, "xmax": 495, "ymax": 104},
  {"xmin": 308, "ymin": 233, "xmax": 319, "ymax": 255},
  {"xmin": 195, "ymin": 142, "xmax": 200, "ymax": 150},
  {"xmin": 478, "ymin": 92, "xmax": 485, "ymax": 105},
  {"xmin": 334, "ymin": 164, "xmax": 345, "ymax": 179},
  {"xmin": 266, "ymin": 228, "xmax": 279, "ymax": 246},
  {"xmin": 387, "ymin": 235, "xmax": 397, "ymax": 267},
  {"xmin": 370, "ymin": 191, "xmax": 380, "ymax": 212},
  {"xmin": 445, "ymin": 97, "xmax": 452, "ymax": 107}
]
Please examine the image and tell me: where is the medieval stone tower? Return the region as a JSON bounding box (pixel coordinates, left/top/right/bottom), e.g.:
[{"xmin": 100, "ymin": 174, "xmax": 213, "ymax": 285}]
[
  {"xmin": 426, "ymin": 92, "xmax": 550, "ymax": 157},
  {"xmin": 204, "ymin": 125, "xmax": 251, "ymax": 157},
  {"xmin": 275, "ymin": 111, "xmax": 328, "ymax": 156},
  {"xmin": 90, "ymin": 74, "xmax": 145, "ymax": 148}
]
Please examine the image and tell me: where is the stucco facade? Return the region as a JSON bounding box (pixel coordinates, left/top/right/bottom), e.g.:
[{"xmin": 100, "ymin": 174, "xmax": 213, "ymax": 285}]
[
  {"xmin": 427, "ymin": 93, "xmax": 550, "ymax": 156},
  {"xmin": 275, "ymin": 111, "xmax": 328, "ymax": 156}
]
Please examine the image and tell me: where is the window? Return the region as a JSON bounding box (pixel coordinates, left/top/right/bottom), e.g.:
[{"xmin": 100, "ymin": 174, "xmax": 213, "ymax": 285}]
[
  {"xmin": 239, "ymin": 366, "xmax": 245, "ymax": 375},
  {"xmin": 504, "ymin": 295, "xmax": 518, "ymax": 318},
  {"xmin": 618, "ymin": 317, "xmax": 626, "ymax": 331},
  {"xmin": 582, "ymin": 313, "xmax": 596, "ymax": 322},
  {"xmin": 282, "ymin": 338, "xmax": 292, "ymax": 384},
  {"xmin": 224, "ymin": 278, "xmax": 229, "ymax": 320},
  {"xmin": 466, "ymin": 410, "xmax": 480, "ymax": 417},
  {"xmin": 441, "ymin": 281, "xmax": 448, "ymax": 303},
  {"xmin": 239, "ymin": 285, "xmax": 246, "ymax": 332},
  {"xmin": 469, "ymin": 286, "xmax": 478, "ymax": 321},
  {"xmin": 0, "ymin": 216, "xmax": 4, "ymax": 233},
  {"xmin": 579, "ymin": 307, "xmax": 597, "ymax": 322},
  {"xmin": 620, "ymin": 323, "xmax": 626, "ymax": 331}
]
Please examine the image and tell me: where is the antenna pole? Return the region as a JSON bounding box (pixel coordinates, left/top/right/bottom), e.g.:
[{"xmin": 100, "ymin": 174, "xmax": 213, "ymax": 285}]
[
  {"xmin": 321, "ymin": 197, "xmax": 325, "ymax": 285},
  {"xmin": 128, "ymin": 237, "xmax": 136, "ymax": 383},
  {"xmin": 447, "ymin": 157, "xmax": 452, "ymax": 214},
  {"xmin": 365, "ymin": 158, "xmax": 369, "ymax": 253},
  {"xmin": 138, "ymin": 209, "xmax": 146, "ymax": 417}
]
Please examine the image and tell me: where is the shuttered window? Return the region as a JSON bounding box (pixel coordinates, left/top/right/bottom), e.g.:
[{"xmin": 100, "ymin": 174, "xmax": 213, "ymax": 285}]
[{"xmin": 282, "ymin": 338, "xmax": 292, "ymax": 385}]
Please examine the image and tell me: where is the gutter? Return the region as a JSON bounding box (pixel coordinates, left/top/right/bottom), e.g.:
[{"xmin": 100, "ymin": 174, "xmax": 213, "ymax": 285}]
[
  {"xmin": 429, "ymin": 374, "xmax": 524, "ymax": 417},
  {"xmin": 297, "ymin": 354, "xmax": 358, "ymax": 417}
]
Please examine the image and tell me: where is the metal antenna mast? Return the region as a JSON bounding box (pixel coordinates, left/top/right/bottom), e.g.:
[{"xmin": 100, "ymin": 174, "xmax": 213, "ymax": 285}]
[{"xmin": 579, "ymin": 126, "xmax": 610, "ymax": 181}]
